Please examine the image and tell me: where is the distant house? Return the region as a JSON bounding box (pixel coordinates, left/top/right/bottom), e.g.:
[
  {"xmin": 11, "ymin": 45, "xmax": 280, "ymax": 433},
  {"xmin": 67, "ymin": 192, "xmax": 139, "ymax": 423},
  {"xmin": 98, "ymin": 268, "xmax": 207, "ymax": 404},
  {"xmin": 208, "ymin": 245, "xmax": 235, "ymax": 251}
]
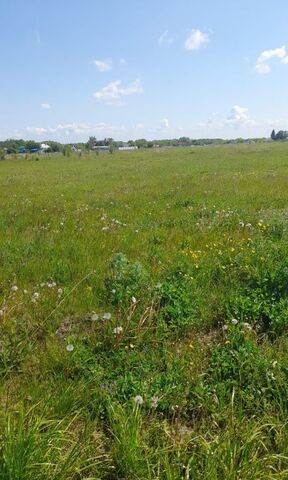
[
  {"xmin": 118, "ymin": 146, "xmax": 138, "ymax": 151},
  {"xmin": 72, "ymin": 145, "xmax": 82, "ymax": 153},
  {"xmin": 92, "ymin": 145, "xmax": 110, "ymax": 151}
]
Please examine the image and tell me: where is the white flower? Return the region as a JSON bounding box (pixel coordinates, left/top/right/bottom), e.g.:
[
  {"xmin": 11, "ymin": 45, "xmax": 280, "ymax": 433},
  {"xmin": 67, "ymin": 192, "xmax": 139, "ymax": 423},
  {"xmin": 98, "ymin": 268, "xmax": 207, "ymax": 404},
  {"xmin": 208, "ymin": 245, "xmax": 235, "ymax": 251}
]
[
  {"xmin": 134, "ymin": 395, "xmax": 144, "ymax": 406},
  {"xmin": 91, "ymin": 313, "xmax": 99, "ymax": 321},
  {"xmin": 11, "ymin": 285, "xmax": 18, "ymax": 292},
  {"xmin": 223, "ymin": 324, "xmax": 228, "ymax": 331},
  {"xmin": 231, "ymin": 318, "xmax": 238, "ymax": 325},
  {"xmin": 33, "ymin": 292, "xmax": 40, "ymax": 299},
  {"xmin": 243, "ymin": 322, "xmax": 252, "ymax": 331},
  {"xmin": 113, "ymin": 326, "xmax": 123, "ymax": 335},
  {"xmin": 66, "ymin": 344, "xmax": 74, "ymax": 352},
  {"xmin": 23, "ymin": 289, "xmax": 28, "ymax": 294},
  {"xmin": 151, "ymin": 396, "xmax": 159, "ymax": 408},
  {"xmin": 103, "ymin": 312, "xmax": 112, "ymax": 320},
  {"xmin": 246, "ymin": 223, "xmax": 252, "ymax": 228},
  {"xmin": 131, "ymin": 296, "xmax": 137, "ymax": 304},
  {"xmin": 156, "ymin": 283, "xmax": 162, "ymax": 289},
  {"xmin": 57, "ymin": 288, "xmax": 63, "ymax": 296}
]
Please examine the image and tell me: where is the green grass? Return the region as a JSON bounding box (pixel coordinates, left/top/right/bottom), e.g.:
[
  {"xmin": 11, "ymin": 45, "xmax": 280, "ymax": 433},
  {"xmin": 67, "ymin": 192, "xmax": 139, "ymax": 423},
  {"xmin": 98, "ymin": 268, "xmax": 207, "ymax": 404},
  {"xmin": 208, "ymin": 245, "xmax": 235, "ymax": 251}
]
[{"xmin": 1, "ymin": 143, "xmax": 288, "ymax": 478}]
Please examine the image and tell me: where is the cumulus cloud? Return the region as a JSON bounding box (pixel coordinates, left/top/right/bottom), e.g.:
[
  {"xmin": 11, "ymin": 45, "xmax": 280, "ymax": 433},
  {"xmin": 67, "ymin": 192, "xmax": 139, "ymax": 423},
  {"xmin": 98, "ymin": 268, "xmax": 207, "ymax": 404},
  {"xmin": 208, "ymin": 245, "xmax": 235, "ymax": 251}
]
[
  {"xmin": 41, "ymin": 103, "xmax": 51, "ymax": 109},
  {"xmin": 225, "ymin": 105, "xmax": 257, "ymax": 127},
  {"xmin": 92, "ymin": 59, "xmax": 113, "ymax": 72},
  {"xmin": 158, "ymin": 30, "xmax": 174, "ymax": 46},
  {"xmin": 255, "ymin": 46, "xmax": 288, "ymax": 74},
  {"xmin": 184, "ymin": 29, "xmax": 209, "ymax": 51},
  {"xmin": 93, "ymin": 79, "xmax": 143, "ymax": 105}
]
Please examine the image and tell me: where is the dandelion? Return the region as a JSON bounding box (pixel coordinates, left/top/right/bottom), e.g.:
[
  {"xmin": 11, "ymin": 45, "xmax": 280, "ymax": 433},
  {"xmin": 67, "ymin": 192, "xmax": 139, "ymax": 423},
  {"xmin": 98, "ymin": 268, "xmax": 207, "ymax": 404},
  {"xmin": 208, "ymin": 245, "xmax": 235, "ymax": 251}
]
[
  {"xmin": 11, "ymin": 285, "xmax": 18, "ymax": 292},
  {"xmin": 129, "ymin": 343, "xmax": 135, "ymax": 349},
  {"xmin": 113, "ymin": 326, "xmax": 123, "ymax": 335},
  {"xmin": 103, "ymin": 312, "xmax": 112, "ymax": 320},
  {"xmin": 131, "ymin": 296, "xmax": 137, "ymax": 304},
  {"xmin": 134, "ymin": 395, "xmax": 144, "ymax": 406},
  {"xmin": 66, "ymin": 344, "xmax": 74, "ymax": 352},
  {"xmin": 231, "ymin": 318, "xmax": 238, "ymax": 325}
]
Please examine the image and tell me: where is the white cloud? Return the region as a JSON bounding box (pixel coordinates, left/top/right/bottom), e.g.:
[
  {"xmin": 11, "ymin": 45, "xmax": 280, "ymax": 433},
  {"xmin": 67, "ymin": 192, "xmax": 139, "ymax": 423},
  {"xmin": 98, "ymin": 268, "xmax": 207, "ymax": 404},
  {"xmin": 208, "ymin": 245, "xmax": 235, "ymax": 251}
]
[
  {"xmin": 93, "ymin": 79, "xmax": 143, "ymax": 105},
  {"xmin": 41, "ymin": 103, "xmax": 51, "ymax": 109},
  {"xmin": 26, "ymin": 127, "xmax": 48, "ymax": 135},
  {"xmin": 155, "ymin": 118, "xmax": 170, "ymax": 131},
  {"xmin": 92, "ymin": 59, "xmax": 113, "ymax": 72},
  {"xmin": 26, "ymin": 122, "xmax": 125, "ymax": 138},
  {"xmin": 225, "ymin": 105, "xmax": 257, "ymax": 127},
  {"xmin": 158, "ymin": 30, "xmax": 174, "ymax": 46},
  {"xmin": 119, "ymin": 58, "xmax": 127, "ymax": 65},
  {"xmin": 255, "ymin": 46, "xmax": 288, "ymax": 74},
  {"xmin": 255, "ymin": 63, "xmax": 271, "ymax": 74},
  {"xmin": 184, "ymin": 29, "xmax": 209, "ymax": 51},
  {"xmin": 161, "ymin": 118, "xmax": 169, "ymax": 129}
]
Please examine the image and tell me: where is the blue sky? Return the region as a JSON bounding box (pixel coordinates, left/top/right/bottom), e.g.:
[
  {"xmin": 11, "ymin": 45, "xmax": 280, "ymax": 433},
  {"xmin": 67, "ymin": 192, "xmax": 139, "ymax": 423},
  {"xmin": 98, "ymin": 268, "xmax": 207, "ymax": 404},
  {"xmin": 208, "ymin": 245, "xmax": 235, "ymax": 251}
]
[{"xmin": 1, "ymin": 0, "xmax": 288, "ymax": 142}]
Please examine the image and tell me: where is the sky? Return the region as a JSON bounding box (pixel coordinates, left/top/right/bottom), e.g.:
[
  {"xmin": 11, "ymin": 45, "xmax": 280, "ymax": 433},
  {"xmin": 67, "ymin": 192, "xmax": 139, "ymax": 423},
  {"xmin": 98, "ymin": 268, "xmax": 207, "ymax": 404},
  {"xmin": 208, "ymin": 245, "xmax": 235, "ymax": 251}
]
[{"xmin": 1, "ymin": 0, "xmax": 288, "ymax": 142}]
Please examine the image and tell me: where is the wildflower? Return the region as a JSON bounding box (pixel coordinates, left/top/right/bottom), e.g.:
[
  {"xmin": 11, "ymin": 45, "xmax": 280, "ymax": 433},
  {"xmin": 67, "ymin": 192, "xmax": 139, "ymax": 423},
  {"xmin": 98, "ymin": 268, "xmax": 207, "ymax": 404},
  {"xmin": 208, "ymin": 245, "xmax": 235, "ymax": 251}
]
[
  {"xmin": 151, "ymin": 396, "xmax": 159, "ymax": 409},
  {"xmin": 103, "ymin": 312, "xmax": 112, "ymax": 320},
  {"xmin": 66, "ymin": 344, "xmax": 74, "ymax": 352},
  {"xmin": 91, "ymin": 313, "xmax": 99, "ymax": 321},
  {"xmin": 113, "ymin": 326, "xmax": 123, "ymax": 335},
  {"xmin": 134, "ymin": 395, "xmax": 144, "ymax": 406},
  {"xmin": 246, "ymin": 223, "xmax": 252, "ymax": 228},
  {"xmin": 231, "ymin": 318, "xmax": 238, "ymax": 325},
  {"xmin": 188, "ymin": 343, "xmax": 193, "ymax": 349},
  {"xmin": 23, "ymin": 289, "xmax": 28, "ymax": 294},
  {"xmin": 224, "ymin": 340, "xmax": 231, "ymax": 345},
  {"xmin": 131, "ymin": 296, "xmax": 137, "ymax": 304},
  {"xmin": 57, "ymin": 288, "xmax": 63, "ymax": 296},
  {"xmin": 129, "ymin": 343, "xmax": 135, "ymax": 349},
  {"xmin": 243, "ymin": 322, "xmax": 252, "ymax": 331},
  {"xmin": 11, "ymin": 285, "xmax": 18, "ymax": 292},
  {"xmin": 156, "ymin": 282, "xmax": 162, "ymax": 289}
]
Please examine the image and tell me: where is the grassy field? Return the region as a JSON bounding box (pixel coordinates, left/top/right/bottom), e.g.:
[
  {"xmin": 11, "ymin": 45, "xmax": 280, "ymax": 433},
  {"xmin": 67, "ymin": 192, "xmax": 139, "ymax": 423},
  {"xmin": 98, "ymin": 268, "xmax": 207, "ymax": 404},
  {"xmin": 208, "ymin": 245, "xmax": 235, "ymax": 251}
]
[{"xmin": 1, "ymin": 143, "xmax": 288, "ymax": 479}]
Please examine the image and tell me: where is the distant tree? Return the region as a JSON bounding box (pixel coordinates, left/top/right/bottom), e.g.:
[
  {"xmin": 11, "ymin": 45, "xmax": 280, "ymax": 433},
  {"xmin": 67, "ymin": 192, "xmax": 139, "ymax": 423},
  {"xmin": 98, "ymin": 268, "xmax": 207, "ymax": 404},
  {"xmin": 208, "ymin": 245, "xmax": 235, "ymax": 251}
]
[
  {"xmin": 87, "ymin": 136, "xmax": 97, "ymax": 149},
  {"xmin": 25, "ymin": 140, "xmax": 40, "ymax": 151},
  {"xmin": 274, "ymin": 130, "xmax": 288, "ymax": 141},
  {"xmin": 271, "ymin": 129, "xmax": 276, "ymax": 141},
  {"xmin": 62, "ymin": 145, "xmax": 72, "ymax": 157},
  {"xmin": 0, "ymin": 149, "xmax": 5, "ymax": 160}
]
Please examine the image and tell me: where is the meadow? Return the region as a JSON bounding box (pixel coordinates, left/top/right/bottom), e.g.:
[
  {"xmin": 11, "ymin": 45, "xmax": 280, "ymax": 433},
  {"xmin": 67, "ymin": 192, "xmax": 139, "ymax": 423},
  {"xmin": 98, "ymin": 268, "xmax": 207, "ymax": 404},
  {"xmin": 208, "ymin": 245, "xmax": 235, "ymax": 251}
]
[{"xmin": 1, "ymin": 142, "xmax": 288, "ymax": 479}]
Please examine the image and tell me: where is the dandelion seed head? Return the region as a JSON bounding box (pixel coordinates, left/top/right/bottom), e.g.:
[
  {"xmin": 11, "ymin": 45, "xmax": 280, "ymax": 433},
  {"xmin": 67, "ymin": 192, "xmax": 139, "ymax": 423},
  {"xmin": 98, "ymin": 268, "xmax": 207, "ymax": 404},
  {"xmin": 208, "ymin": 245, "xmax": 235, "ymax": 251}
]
[
  {"xmin": 103, "ymin": 312, "xmax": 112, "ymax": 320},
  {"xmin": 134, "ymin": 395, "xmax": 144, "ymax": 406},
  {"xmin": 66, "ymin": 344, "xmax": 74, "ymax": 352},
  {"xmin": 231, "ymin": 318, "xmax": 238, "ymax": 325}
]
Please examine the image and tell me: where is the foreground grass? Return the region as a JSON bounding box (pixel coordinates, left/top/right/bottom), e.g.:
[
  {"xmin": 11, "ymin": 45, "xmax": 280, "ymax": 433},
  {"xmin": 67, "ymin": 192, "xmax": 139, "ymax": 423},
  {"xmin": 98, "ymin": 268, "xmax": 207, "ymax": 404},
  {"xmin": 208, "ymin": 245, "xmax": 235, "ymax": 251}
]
[{"xmin": 1, "ymin": 143, "xmax": 288, "ymax": 478}]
